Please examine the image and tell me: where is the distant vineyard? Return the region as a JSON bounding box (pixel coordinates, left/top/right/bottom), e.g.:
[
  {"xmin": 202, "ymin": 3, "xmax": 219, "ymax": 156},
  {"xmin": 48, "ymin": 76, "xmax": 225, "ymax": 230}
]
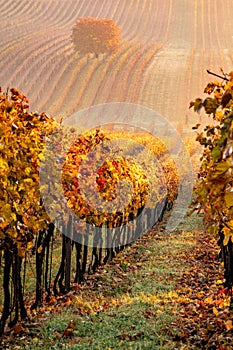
[
  {"xmin": 1, "ymin": 0, "xmax": 233, "ymax": 126},
  {"xmin": 0, "ymin": 0, "xmax": 178, "ymax": 122}
]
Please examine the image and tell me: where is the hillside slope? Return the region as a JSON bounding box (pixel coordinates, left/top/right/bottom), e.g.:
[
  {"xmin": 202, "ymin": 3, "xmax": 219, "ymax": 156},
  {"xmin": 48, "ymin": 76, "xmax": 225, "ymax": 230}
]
[{"xmin": 0, "ymin": 0, "xmax": 233, "ymax": 127}]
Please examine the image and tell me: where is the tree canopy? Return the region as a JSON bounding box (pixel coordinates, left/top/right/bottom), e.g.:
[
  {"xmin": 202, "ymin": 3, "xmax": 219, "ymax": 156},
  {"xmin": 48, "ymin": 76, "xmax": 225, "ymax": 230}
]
[{"xmin": 72, "ymin": 17, "xmax": 121, "ymax": 57}]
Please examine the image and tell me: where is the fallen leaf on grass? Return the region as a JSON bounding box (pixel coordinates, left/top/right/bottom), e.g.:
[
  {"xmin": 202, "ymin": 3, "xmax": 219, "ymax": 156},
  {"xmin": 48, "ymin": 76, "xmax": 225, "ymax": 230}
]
[
  {"xmin": 13, "ymin": 324, "xmax": 25, "ymax": 335},
  {"xmin": 117, "ymin": 332, "xmax": 144, "ymax": 340},
  {"xmin": 67, "ymin": 336, "xmax": 92, "ymax": 345},
  {"xmin": 172, "ymin": 231, "xmax": 233, "ymax": 348},
  {"xmin": 62, "ymin": 320, "xmax": 76, "ymax": 338}
]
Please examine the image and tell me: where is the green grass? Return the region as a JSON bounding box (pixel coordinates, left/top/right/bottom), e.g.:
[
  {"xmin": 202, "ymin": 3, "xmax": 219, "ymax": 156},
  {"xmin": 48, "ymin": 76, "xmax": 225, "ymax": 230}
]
[
  {"xmin": 14, "ymin": 213, "xmax": 203, "ymax": 350},
  {"xmin": 33, "ymin": 303, "xmax": 176, "ymax": 350}
]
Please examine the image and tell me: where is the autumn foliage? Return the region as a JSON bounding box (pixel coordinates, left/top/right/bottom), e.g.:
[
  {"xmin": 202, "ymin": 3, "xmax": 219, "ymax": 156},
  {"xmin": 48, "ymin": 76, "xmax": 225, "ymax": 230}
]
[
  {"xmin": 0, "ymin": 87, "xmax": 57, "ymax": 255},
  {"xmin": 62, "ymin": 130, "xmax": 149, "ymax": 228},
  {"xmin": 72, "ymin": 17, "xmax": 121, "ymax": 57},
  {"xmin": 0, "ymin": 87, "xmax": 57, "ymax": 334},
  {"xmin": 0, "ymin": 87, "xmax": 180, "ymax": 335},
  {"xmin": 190, "ymin": 69, "xmax": 233, "ymax": 289}
]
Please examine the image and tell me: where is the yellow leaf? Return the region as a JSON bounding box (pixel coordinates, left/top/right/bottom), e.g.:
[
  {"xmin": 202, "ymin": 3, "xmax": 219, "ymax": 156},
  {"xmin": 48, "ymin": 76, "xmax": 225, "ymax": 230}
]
[
  {"xmin": 0, "ymin": 159, "xmax": 8, "ymax": 171},
  {"xmin": 213, "ymin": 306, "xmax": 219, "ymax": 316},
  {"xmin": 25, "ymin": 167, "xmax": 31, "ymax": 176},
  {"xmin": 225, "ymin": 192, "xmax": 233, "ymax": 207},
  {"xmin": 27, "ymin": 241, "xmax": 33, "ymax": 250},
  {"xmin": 204, "ymin": 296, "xmax": 213, "ymax": 304},
  {"xmin": 215, "ymin": 161, "xmax": 231, "ymax": 176},
  {"xmin": 37, "ymin": 246, "xmax": 43, "ymax": 254},
  {"xmin": 216, "ymin": 279, "xmax": 223, "ymax": 285},
  {"xmin": 24, "ymin": 178, "xmax": 34, "ymax": 185},
  {"xmin": 222, "ymin": 226, "xmax": 233, "ymax": 246},
  {"xmin": 11, "ymin": 212, "xmax": 17, "ymax": 221}
]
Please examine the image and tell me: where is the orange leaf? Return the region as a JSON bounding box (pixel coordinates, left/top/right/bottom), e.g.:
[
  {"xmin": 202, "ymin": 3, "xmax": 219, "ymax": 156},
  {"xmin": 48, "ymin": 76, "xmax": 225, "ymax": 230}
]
[
  {"xmin": 62, "ymin": 320, "xmax": 76, "ymax": 338},
  {"xmin": 13, "ymin": 324, "xmax": 25, "ymax": 335},
  {"xmin": 225, "ymin": 319, "xmax": 233, "ymax": 331},
  {"xmin": 212, "ymin": 306, "xmax": 219, "ymax": 316}
]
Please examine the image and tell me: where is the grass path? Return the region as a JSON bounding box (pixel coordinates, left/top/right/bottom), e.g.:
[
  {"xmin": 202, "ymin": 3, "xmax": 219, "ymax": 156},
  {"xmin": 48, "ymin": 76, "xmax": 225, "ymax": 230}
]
[{"xmin": 3, "ymin": 213, "xmax": 231, "ymax": 349}]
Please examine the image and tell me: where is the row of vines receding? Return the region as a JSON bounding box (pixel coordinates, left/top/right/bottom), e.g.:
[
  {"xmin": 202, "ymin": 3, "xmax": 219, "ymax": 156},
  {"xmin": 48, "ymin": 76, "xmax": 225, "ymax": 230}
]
[{"xmin": 0, "ymin": 87, "xmax": 179, "ymax": 335}]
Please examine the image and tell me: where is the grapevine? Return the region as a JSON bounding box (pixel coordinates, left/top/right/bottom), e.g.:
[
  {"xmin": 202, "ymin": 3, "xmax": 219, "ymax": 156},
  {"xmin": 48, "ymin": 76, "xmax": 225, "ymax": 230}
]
[{"xmin": 190, "ymin": 69, "xmax": 233, "ymax": 290}]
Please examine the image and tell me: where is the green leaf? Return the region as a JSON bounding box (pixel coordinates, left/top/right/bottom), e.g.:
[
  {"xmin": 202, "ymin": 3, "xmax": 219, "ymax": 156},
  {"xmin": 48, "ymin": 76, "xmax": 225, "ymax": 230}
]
[
  {"xmin": 194, "ymin": 98, "xmax": 203, "ymax": 113},
  {"xmin": 203, "ymin": 97, "xmax": 219, "ymax": 115},
  {"xmin": 211, "ymin": 146, "xmax": 222, "ymax": 161}
]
